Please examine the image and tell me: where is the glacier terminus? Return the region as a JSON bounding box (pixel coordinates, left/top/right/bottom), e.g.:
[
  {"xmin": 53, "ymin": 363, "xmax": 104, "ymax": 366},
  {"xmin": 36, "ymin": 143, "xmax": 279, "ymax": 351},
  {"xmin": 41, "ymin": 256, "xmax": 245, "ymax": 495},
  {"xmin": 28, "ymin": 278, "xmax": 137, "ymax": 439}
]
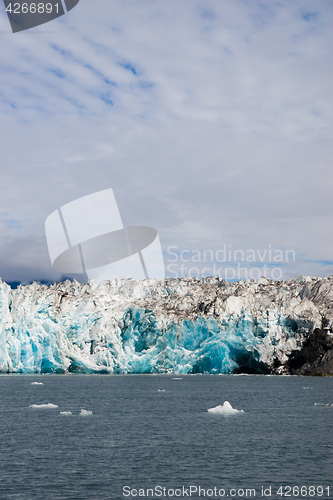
[{"xmin": 0, "ymin": 275, "xmax": 332, "ymax": 375}]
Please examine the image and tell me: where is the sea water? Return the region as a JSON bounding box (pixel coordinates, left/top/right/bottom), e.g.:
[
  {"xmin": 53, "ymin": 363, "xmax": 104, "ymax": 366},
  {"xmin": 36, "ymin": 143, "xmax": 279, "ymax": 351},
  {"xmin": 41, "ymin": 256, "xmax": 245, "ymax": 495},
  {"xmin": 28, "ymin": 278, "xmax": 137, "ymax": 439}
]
[{"xmin": 0, "ymin": 375, "xmax": 332, "ymax": 500}]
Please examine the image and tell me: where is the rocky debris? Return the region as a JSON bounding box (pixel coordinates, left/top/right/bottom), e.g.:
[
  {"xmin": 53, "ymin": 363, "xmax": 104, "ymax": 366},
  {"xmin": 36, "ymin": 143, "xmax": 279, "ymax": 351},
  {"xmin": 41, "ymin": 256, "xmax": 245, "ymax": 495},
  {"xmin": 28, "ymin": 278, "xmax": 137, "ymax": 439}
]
[{"xmin": 287, "ymin": 328, "xmax": 333, "ymax": 375}]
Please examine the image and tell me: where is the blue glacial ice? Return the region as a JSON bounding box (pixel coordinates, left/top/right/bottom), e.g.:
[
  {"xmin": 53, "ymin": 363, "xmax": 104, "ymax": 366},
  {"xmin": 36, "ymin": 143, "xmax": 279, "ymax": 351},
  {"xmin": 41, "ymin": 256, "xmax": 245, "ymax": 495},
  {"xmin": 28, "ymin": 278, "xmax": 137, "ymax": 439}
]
[{"xmin": 0, "ymin": 275, "xmax": 331, "ymax": 374}]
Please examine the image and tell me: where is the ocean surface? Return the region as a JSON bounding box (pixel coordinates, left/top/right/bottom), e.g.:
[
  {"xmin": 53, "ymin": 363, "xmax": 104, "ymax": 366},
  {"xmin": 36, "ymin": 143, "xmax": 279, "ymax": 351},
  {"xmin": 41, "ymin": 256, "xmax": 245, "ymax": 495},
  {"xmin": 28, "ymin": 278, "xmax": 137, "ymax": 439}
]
[{"xmin": 0, "ymin": 374, "xmax": 332, "ymax": 500}]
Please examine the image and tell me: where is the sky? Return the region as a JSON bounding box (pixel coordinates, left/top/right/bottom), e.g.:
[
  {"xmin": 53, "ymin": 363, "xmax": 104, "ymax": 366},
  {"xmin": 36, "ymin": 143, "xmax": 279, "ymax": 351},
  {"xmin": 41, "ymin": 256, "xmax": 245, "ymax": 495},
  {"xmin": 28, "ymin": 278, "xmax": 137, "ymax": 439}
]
[{"xmin": 0, "ymin": 0, "xmax": 332, "ymax": 284}]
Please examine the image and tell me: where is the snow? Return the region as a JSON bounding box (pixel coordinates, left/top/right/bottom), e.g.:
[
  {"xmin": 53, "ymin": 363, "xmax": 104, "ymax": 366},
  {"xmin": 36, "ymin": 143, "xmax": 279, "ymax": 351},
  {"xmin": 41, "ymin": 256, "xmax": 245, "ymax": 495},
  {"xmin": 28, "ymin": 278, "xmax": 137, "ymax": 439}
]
[
  {"xmin": 0, "ymin": 275, "xmax": 332, "ymax": 375},
  {"xmin": 208, "ymin": 401, "xmax": 244, "ymax": 414}
]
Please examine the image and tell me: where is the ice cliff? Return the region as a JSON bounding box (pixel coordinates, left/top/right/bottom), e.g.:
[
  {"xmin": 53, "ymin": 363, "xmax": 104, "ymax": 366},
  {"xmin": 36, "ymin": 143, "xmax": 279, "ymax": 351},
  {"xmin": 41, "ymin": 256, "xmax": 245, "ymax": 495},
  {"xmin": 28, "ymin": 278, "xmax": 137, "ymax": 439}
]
[{"xmin": 0, "ymin": 275, "xmax": 332, "ymax": 375}]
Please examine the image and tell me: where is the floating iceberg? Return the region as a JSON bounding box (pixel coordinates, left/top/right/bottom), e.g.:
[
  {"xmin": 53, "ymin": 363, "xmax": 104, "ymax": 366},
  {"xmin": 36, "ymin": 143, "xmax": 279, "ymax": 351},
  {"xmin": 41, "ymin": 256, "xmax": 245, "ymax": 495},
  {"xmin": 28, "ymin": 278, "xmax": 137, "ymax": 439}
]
[
  {"xmin": 208, "ymin": 401, "xmax": 244, "ymax": 414},
  {"xmin": 31, "ymin": 382, "xmax": 43, "ymax": 385},
  {"xmin": 79, "ymin": 409, "xmax": 93, "ymax": 416},
  {"xmin": 60, "ymin": 411, "xmax": 72, "ymax": 416},
  {"xmin": 29, "ymin": 403, "xmax": 58, "ymax": 409}
]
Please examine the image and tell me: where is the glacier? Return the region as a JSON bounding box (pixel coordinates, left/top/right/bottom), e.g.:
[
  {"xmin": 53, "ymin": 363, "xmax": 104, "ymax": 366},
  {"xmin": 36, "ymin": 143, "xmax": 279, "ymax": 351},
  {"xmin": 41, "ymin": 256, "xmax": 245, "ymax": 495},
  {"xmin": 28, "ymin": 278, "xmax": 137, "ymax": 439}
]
[{"xmin": 0, "ymin": 275, "xmax": 332, "ymax": 375}]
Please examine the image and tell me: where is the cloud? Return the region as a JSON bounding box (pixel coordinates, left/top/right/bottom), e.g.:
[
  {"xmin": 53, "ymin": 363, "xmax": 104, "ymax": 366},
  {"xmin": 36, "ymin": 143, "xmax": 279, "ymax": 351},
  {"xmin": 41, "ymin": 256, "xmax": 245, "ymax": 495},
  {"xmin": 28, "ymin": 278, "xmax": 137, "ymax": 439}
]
[{"xmin": 0, "ymin": 0, "xmax": 332, "ymax": 282}]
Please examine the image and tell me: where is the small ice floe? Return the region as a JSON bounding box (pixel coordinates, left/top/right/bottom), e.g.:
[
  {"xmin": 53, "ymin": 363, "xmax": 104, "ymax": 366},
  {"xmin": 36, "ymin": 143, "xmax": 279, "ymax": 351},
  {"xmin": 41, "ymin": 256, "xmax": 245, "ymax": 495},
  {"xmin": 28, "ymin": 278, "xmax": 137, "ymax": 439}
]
[
  {"xmin": 314, "ymin": 403, "xmax": 333, "ymax": 407},
  {"xmin": 29, "ymin": 403, "xmax": 58, "ymax": 409},
  {"xmin": 158, "ymin": 389, "xmax": 166, "ymax": 392},
  {"xmin": 172, "ymin": 378, "xmax": 182, "ymax": 380},
  {"xmin": 31, "ymin": 382, "xmax": 43, "ymax": 385},
  {"xmin": 208, "ymin": 401, "xmax": 244, "ymax": 415},
  {"xmin": 303, "ymin": 387, "xmax": 312, "ymax": 390},
  {"xmin": 79, "ymin": 409, "xmax": 93, "ymax": 416},
  {"xmin": 60, "ymin": 411, "xmax": 72, "ymax": 416}
]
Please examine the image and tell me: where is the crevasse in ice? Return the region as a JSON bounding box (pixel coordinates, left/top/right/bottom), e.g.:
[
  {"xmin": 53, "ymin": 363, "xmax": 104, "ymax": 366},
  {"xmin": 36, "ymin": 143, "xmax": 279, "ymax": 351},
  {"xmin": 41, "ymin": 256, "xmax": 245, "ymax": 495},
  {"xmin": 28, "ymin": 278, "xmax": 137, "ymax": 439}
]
[{"xmin": 0, "ymin": 275, "xmax": 331, "ymax": 374}]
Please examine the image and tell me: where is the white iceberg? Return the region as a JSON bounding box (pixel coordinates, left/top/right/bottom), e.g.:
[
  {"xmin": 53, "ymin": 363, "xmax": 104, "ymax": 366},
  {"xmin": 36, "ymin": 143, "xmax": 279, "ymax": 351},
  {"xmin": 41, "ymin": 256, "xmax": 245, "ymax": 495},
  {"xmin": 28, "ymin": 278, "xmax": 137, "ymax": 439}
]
[
  {"xmin": 60, "ymin": 411, "xmax": 72, "ymax": 416},
  {"xmin": 157, "ymin": 389, "xmax": 166, "ymax": 392},
  {"xmin": 79, "ymin": 408, "xmax": 93, "ymax": 416},
  {"xmin": 208, "ymin": 401, "xmax": 244, "ymax": 414},
  {"xmin": 29, "ymin": 403, "xmax": 58, "ymax": 409},
  {"xmin": 31, "ymin": 382, "xmax": 43, "ymax": 385}
]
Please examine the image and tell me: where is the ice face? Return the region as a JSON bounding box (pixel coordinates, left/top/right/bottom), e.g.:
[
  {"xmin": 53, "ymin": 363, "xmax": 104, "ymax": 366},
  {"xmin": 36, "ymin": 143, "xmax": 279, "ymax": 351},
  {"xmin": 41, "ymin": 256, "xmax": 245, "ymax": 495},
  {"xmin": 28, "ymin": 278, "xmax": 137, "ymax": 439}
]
[{"xmin": 0, "ymin": 275, "xmax": 331, "ymax": 374}]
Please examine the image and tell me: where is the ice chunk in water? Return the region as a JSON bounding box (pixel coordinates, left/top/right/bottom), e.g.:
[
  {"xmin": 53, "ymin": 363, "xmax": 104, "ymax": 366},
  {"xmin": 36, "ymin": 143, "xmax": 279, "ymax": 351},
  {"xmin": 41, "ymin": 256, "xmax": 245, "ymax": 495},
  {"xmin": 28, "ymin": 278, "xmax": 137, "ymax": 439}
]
[
  {"xmin": 29, "ymin": 403, "xmax": 58, "ymax": 409},
  {"xmin": 208, "ymin": 401, "xmax": 244, "ymax": 414},
  {"xmin": 79, "ymin": 408, "xmax": 93, "ymax": 416},
  {"xmin": 60, "ymin": 411, "xmax": 72, "ymax": 416},
  {"xmin": 31, "ymin": 382, "xmax": 43, "ymax": 385}
]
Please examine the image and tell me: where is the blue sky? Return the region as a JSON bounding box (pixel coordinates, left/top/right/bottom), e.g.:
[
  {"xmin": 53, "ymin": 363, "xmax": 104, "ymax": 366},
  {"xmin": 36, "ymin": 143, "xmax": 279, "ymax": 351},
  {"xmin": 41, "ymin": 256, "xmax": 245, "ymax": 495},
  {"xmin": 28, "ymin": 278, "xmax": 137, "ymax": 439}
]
[{"xmin": 0, "ymin": 0, "xmax": 332, "ymax": 283}]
